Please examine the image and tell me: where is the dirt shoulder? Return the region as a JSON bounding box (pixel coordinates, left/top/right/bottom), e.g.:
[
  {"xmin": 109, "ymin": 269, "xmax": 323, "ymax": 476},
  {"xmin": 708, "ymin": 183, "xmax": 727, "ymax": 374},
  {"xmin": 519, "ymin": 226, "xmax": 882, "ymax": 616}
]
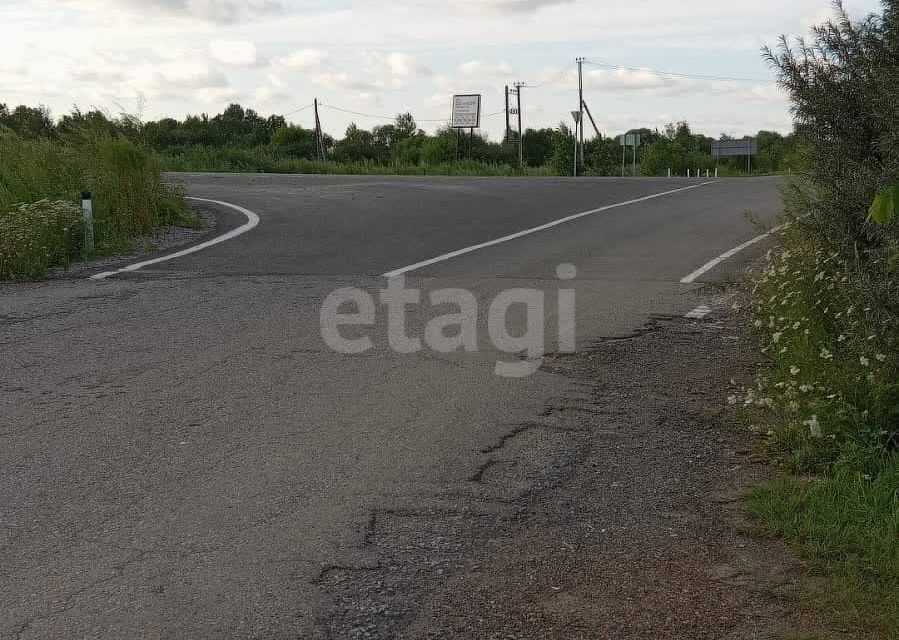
[{"xmin": 314, "ymin": 297, "xmax": 846, "ymax": 639}]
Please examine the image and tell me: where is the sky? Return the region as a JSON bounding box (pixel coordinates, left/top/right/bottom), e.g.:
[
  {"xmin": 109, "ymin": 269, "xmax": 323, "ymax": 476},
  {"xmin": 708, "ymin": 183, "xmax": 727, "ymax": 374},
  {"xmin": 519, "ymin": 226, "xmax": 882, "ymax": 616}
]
[{"xmin": 0, "ymin": 0, "xmax": 883, "ymax": 140}]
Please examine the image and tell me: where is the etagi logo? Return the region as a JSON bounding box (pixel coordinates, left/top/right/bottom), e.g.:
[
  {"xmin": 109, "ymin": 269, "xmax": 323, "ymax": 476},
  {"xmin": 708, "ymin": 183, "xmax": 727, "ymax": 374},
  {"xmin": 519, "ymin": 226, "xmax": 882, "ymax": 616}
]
[{"xmin": 320, "ymin": 264, "xmax": 578, "ymax": 378}]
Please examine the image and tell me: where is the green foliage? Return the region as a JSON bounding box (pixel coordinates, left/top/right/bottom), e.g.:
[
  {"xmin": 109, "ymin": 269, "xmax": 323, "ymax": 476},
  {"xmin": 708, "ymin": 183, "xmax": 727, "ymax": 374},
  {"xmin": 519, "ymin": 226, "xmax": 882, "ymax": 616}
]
[
  {"xmin": 521, "ymin": 128, "xmax": 554, "ymax": 167},
  {"xmin": 869, "ymin": 184, "xmax": 898, "ymax": 225},
  {"xmin": 549, "ymin": 122, "xmax": 576, "ymax": 176},
  {"xmin": 271, "ymin": 125, "xmax": 318, "ymax": 159},
  {"xmin": 0, "ymin": 130, "xmax": 192, "ymax": 279},
  {"xmin": 747, "ymin": 465, "xmax": 899, "ymax": 638},
  {"xmin": 0, "ymin": 104, "xmax": 55, "ymax": 138},
  {"xmin": 0, "ymin": 200, "xmax": 81, "ymax": 279},
  {"xmin": 3, "ymin": 100, "xmax": 796, "ymax": 177},
  {"xmin": 158, "ymin": 143, "xmax": 547, "ymax": 177},
  {"xmin": 745, "ymin": 3, "xmax": 899, "ymax": 632},
  {"xmin": 750, "ymin": 234, "xmax": 898, "ymax": 475}
]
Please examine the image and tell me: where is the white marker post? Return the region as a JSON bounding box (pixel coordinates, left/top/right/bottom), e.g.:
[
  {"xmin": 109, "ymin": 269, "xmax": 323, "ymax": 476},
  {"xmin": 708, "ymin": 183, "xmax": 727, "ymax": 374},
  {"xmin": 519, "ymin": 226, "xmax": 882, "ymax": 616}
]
[{"xmin": 81, "ymin": 191, "xmax": 95, "ymax": 255}]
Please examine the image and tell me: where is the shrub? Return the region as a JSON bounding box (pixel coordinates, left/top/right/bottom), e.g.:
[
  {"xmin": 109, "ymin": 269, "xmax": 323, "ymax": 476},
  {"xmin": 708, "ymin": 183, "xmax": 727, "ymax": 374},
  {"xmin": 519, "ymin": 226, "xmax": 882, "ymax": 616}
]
[
  {"xmin": 0, "ymin": 200, "xmax": 81, "ymax": 279},
  {"xmin": 0, "ymin": 130, "xmax": 192, "ymax": 278}
]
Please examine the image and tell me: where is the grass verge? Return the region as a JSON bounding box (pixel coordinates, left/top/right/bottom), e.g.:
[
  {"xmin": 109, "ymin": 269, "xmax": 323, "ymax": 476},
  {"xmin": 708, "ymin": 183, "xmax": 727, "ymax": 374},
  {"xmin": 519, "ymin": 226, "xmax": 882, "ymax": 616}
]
[
  {"xmin": 741, "ymin": 228, "xmax": 899, "ymax": 638},
  {"xmin": 0, "ymin": 131, "xmax": 196, "ymax": 279},
  {"xmin": 157, "ymin": 144, "xmax": 554, "ymax": 176}
]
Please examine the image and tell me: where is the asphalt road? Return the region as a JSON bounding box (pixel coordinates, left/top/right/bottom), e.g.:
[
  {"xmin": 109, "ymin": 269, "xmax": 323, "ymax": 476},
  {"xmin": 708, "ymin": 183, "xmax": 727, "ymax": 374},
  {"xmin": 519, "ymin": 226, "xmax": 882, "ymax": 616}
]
[{"xmin": 0, "ymin": 175, "xmax": 783, "ymax": 638}]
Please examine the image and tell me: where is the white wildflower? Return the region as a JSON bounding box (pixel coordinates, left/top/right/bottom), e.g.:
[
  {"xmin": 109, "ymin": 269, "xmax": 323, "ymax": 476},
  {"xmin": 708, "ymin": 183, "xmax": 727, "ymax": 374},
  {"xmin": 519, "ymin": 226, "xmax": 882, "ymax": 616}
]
[{"xmin": 803, "ymin": 415, "xmax": 822, "ymax": 438}]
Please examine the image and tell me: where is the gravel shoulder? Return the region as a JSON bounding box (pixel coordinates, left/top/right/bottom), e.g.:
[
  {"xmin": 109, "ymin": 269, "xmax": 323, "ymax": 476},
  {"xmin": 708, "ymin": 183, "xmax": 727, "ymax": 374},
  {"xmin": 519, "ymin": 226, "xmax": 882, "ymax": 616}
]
[{"xmin": 315, "ymin": 294, "xmax": 842, "ymax": 639}]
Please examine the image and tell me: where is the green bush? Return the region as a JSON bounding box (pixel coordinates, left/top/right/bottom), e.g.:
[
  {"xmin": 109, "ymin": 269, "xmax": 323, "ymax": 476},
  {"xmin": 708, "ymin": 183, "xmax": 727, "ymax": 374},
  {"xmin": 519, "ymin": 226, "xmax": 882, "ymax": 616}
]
[
  {"xmin": 0, "ymin": 130, "xmax": 192, "ymax": 278},
  {"xmin": 157, "ymin": 144, "xmax": 549, "ymax": 177},
  {"xmin": 750, "ymin": 232, "xmax": 897, "ymax": 474},
  {"xmin": 0, "ymin": 200, "xmax": 81, "ymax": 279}
]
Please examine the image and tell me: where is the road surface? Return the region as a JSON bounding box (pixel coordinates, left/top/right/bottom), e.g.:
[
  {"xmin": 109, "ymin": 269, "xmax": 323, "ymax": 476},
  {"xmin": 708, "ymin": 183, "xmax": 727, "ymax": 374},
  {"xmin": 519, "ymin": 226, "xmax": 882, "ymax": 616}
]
[{"xmin": 0, "ymin": 175, "xmax": 783, "ymax": 638}]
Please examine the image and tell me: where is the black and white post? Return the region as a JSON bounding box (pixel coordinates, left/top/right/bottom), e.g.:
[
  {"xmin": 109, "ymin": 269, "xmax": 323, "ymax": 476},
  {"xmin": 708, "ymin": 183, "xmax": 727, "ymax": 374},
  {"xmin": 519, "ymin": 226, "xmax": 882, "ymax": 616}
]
[{"xmin": 81, "ymin": 191, "xmax": 94, "ymax": 255}]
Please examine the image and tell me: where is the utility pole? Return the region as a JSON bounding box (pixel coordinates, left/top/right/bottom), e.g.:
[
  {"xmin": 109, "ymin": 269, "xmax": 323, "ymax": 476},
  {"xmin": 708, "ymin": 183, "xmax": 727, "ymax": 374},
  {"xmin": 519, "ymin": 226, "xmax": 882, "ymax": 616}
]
[
  {"xmin": 314, "ymin": 98, "xmax": 326, "ymax": 161},
  {"xmin": 582, "ymin": 100, "xmax": 600, "ymax": 138},
  {"xmin": 514, "ymin": 82, "xmax": 524, "ymax": 168},
  {"xmin": 504, "ymin": 85, "xmax": 510, "ymax": 141},
  {"xmin": 576, "ymin": 57, "xmax": 585, "ymax": 165}
]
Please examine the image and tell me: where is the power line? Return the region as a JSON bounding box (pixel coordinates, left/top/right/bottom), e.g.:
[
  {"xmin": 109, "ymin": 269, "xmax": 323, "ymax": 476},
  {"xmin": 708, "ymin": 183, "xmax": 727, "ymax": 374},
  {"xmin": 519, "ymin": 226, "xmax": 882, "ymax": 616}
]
[
  {"xmin": 521, "ymin": 65, "xmax": 574, "ymax": 88},
  {"xmin": 282, "ymin": 104, "xmax": 314, "ymax": 117},
  {"xmin": 319, "ymin": 103, "xmax": 449, "ymax": 123},
  {"xmin": 583, "ymin": 59, "xmax": 774, "ymax": 83}
]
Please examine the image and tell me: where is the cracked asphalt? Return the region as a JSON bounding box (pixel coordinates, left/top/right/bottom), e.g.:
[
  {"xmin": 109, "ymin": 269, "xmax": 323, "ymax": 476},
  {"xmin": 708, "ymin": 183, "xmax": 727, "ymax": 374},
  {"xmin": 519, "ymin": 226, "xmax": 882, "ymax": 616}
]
[{"xmin": 0, "ymin": 175, "xmax": 786, "ymax": 638}]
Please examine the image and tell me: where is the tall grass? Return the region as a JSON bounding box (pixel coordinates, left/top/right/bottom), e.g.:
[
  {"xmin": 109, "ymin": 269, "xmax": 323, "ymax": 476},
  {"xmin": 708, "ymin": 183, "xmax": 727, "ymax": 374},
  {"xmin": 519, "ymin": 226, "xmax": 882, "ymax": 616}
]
[
  {"xmin": 0, "ymin": 131, "xmax": 192, "ymax": 278},
  {"xmin": 157, "ymin": 144, "xmax": 554, "ymax": 177}
]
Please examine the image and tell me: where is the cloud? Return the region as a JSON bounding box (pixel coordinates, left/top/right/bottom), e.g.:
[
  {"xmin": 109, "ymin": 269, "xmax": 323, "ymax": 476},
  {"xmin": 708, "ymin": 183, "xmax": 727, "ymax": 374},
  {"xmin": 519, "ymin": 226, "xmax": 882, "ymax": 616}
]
[
  {"xmin": 130, "ymin": 60, "xmax": 229, "ymax": 99},
  {"xmin": 459, "ymin": 60, "xmax": 513, "ymax": 77},
  {"xmin": 277, "ymin": 48, "xmax": 329, "ymax": 70},
  {"xmin": 253, "ymin": 84, "xmax": 288, "ymax": 103},
  {"xmin": 440, "ymin": 0, "xmax": 571, "ymax": 15},
  {"xmin": 272, "ymin": 50, "xmax": 430, "ymax": 93},
  {"xmin": 210, "ymin": 40, "xmax": 260, "ymax": 66},
  {"xmin": 582, "ymin": 68, "xmax": 785, "ymax": 104},
  {"xmin": 359, "ymin": 52, "xmax": 431, "ymax": 89},
  {"xmin": 66, "ymin": 0, "xmax": 284, "ymax": 24}
]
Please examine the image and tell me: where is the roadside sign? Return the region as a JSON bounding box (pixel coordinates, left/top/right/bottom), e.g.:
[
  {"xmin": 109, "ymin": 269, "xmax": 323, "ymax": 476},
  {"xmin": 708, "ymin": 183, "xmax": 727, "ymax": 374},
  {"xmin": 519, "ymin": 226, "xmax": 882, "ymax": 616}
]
[
  {"xmin": 451, "ymin": 94, "xmax": 481, "ymax": 129},
  {"xmin": 570, "ymin": 111, "xmax": 582, "ymax": 124},
  {"xmin": 711, "ymin": 139, "xmax": 758, "ymax": 157},
  {"xmin": 618, "ymin": 133, "xmax": 641, "ymax": 148}
]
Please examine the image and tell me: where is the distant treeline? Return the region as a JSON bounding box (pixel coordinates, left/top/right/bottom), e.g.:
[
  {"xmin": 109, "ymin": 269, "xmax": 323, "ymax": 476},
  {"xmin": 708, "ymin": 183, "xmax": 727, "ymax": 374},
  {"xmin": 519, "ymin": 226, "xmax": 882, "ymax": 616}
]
[{"xmin": 0, "ymin": 102, "xmax": 800, "ymax": 176}]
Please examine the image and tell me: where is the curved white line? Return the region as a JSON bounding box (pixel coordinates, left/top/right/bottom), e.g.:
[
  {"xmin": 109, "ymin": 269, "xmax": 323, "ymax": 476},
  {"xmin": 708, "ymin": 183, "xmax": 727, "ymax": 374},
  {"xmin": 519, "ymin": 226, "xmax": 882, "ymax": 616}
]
[
  {"xmin": 680, "ymin": 224, "xmax": 785, "ymax": 284},
  {"xmin": 90, "ymin": 197, "xmax": 260, "ymax": 280}
]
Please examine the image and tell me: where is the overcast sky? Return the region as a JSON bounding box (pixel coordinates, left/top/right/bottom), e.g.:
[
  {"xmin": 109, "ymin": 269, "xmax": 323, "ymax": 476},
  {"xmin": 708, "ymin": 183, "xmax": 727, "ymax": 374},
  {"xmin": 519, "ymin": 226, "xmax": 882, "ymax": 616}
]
[{"xmin": 0, "ymin": 0, "xmax": 882, "ymax": 140}]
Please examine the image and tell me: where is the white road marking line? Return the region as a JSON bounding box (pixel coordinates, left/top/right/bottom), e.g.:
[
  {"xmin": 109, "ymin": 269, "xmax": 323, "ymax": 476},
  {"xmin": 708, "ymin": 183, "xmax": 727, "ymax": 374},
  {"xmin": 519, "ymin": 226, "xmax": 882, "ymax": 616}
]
[
  {"xmin": 90, "ymin": 197, "xmax": 260, "ymax": 280},
  {"xmin": 383, "ymin": 181, "xmax": 717, "ymax": 278},
  {"xmin": 680, "ymin": 224, "xmax": 785, "ymax": 284},
  {"xmin": 685, "ymin": 305, "xmax": 712, "ymax": 319}
]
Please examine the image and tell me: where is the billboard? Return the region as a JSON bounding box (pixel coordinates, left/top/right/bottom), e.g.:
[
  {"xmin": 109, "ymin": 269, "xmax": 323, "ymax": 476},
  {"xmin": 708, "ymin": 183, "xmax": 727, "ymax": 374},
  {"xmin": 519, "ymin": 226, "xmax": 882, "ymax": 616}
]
[
  {"xmin": 451, "ymin": 94, "xmax": 481, "ymax": 129},
  {"xmin": 711, "ymin": 139, "xmax": 758, "ymax": 157},
  {"xmin": 618, "ymin": 133, "xmax": 641, "ymax": 147}
]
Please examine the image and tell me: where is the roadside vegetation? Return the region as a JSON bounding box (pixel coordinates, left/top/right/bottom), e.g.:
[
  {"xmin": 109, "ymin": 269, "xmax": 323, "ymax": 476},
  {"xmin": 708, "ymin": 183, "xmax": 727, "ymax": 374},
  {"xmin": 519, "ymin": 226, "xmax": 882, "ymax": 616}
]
[
  {"xmin": 2, "ymin": 100, "xmax": 797, "ymax": 182},
  {"xmin": 0, "ymin": 112, "xmax": 194, "ymax": 279},
  {"xmin": 741, "ymin": 3, "xmax": 899, "ymax": 636}
]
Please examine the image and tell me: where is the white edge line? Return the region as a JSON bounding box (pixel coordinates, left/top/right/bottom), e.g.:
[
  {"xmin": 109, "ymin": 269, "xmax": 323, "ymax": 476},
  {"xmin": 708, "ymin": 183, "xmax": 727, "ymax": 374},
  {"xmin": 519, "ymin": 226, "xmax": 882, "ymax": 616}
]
[
  {"xmin": 680, "ymin": 224, "xmax": 786, "ymax": 284},
  {"xmin": 383, "ymin": 181, "xmax": 717, "ymax": 278},
  {"xmin": 90, "ymin": 197, "xmax": 260, "ymax": 280},
  {"xmin": 685, "ymin": 305, "xmax": 712, "ymax": 319}
]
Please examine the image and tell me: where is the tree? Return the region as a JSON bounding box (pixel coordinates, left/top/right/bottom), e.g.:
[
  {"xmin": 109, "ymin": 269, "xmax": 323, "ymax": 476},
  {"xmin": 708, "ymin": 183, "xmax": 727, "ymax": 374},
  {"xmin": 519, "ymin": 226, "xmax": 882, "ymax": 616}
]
[
  {"xmin": 0, "ymin": 105, "xmax": 55, "ymax": 138},
  {"xmin": 549, "ymin": 122, "xmax": 576, "ymax": 176},
  {"xmin": 272, "ymin": 125, "xmax": 317, "ymax": 159},
  {"xmin": 521, "ymin": 128, "xmax": 554, "ymax": 167},
  {"xmin": 331, "ymin": 123, "xmax": 379, "ymax": 162}
]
